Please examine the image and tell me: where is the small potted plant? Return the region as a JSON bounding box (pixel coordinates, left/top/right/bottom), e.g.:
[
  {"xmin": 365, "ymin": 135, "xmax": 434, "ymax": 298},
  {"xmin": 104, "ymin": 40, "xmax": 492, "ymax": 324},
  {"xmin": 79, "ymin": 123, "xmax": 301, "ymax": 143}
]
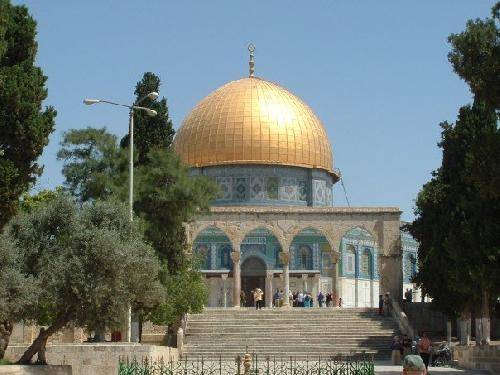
[{"xmin": 403, "ymin": 355, "xmax": 426, "ymax": 375}]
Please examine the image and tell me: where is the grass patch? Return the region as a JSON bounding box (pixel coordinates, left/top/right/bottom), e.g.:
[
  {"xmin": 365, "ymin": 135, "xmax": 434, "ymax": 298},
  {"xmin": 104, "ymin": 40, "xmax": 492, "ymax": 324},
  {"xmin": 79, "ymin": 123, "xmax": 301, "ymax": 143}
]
[{"xmin": 0, "ymin": 358, "xmax": 13, "ymax": 365}]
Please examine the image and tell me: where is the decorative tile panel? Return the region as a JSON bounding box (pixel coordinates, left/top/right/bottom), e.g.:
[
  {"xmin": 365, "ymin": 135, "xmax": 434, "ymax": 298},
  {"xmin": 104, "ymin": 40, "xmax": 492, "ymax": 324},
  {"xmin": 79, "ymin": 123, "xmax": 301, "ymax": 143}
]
[
  {"xmin": 279, "ymin": 177, "xmax": 298, "ymax": 201},
  {"xmin": 312, "ymin": 179, "xmax": 326, "ymax": 204},
  {"xmin": 326, "ymin": 185, "xmax": 333, "ymax": 206},
  {"xmin": 250, "ymin": 176, "xmax": 265, "ymax": 200},
  {"xmin": 267, "ymin": 177, "xmax": 279, "ymax": 200},
  {"xmin": 216, "ymin": 177, "xmax": 232, "ymax": 200},
  {"xmin": 234, "ymin": 177, "xmax": 247, "ymax": 200},
  {"xmin": 298, "ymin": 180, "xmax": 308, "ymax": 201}
]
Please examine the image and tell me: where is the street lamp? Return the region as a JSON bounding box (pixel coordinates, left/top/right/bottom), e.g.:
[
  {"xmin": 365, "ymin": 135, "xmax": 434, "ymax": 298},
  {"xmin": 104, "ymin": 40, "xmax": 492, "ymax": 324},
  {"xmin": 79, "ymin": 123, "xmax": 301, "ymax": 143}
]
[{"xmin": 83, "ymin": 92, "xmax": 158, "ymax": 342}]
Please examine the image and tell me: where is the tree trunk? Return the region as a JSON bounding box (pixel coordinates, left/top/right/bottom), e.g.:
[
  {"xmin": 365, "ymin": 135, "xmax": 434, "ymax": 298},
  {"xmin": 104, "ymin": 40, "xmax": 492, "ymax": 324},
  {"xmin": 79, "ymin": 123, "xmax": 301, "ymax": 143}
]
[
  {"xmin": 16, "ymin": 316, "xmax": 68, "ymax": 364},
  {"xmin": 138, "ymin": 314, "xmax": 143, "ymax": 343},
  {"xmin": 458, "ymin": 310, "xmax": 471, "ymax": 346},
  {"xmin": 0, "ymin": 321, "xmax": 14, "ymax": 360},
  {"xmin": 35, "ymin": 328, "xmax": 48, "ymax": 364},
  {"xmin": 475, "ymin": 290, "xmax": 491, "ymax": 346},
  {"xmin": 446, "ymin": 319, "xmax": 452, "ymax": 347}
]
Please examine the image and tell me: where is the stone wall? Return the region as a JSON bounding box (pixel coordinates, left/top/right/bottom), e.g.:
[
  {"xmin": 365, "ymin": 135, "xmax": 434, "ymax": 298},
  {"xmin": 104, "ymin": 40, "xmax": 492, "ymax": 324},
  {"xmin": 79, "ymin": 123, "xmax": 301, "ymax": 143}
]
[
  {"xmin": 0, "ymin": 365, "xmax": 72, "ymax": 375},
  {"xmin": 452, "ymin": 345, "xmax": 500, "ymax": 374},
  {"xmin": 402, "ymin": 302, "xmax": 447, "ymax": 336},
  {"xmin": 5, "ymin": 344, "xmax": 177, "ymax": 375}
]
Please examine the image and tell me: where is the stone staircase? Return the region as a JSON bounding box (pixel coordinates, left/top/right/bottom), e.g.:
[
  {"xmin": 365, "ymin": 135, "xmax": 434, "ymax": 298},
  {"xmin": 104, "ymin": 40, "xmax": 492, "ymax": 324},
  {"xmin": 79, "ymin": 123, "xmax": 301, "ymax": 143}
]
[{"xmin": 183, "ymin": 308, "xmax": 399, "ymax": 360}]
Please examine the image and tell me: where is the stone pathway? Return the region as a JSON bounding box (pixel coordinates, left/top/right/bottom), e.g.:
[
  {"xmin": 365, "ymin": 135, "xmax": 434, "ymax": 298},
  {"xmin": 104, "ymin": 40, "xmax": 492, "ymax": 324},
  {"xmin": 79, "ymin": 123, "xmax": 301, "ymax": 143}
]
[{"xmin": 375, "ymin": 364, "xmax": 491, "ymax": 375}]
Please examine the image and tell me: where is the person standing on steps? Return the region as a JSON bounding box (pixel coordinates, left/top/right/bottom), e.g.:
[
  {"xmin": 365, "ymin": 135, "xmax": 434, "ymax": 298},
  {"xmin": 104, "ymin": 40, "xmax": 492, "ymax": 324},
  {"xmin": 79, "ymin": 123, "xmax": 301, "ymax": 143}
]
[
  {"xmin": 240, "ymin": 290, "xmax": 246, "ymax": 307},
  {"xmin": 317, "ymin": 291, "xmax": 325, "ymax": 307},
  {"xmin": 378, "ymin": 295, "xmax": 384, "ymax": 315},
  {"xmin": 253, "ymin": 287, "xmax": 264, "ymax": 310}
]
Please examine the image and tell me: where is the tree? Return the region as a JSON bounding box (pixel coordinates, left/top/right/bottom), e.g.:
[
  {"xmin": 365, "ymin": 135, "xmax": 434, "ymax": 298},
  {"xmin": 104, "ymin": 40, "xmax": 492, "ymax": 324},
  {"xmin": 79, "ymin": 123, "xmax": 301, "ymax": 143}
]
[
  {"xmin": 120, "ymin": 72, "xmax": 175, "ymax": 165},
  {"xmin": 133, "ymin": 149, "xmax": 218, "ymax": 270},
  {"xmin": 148, "ymin": 258, "xmax": 208, "ymax": 327},
  {"xmin": 407, "ymin": 2, "xmax": 500, "ymax": 345},
  {"xmin": 408, "ymin": 101, "xmax": 499, "ymax": 345},
  {"xmin": 19, "ymin": 186, "xmax": 64, "ymax": 213},
  {"xmin": 448, "ymin": 3, "xmax": 500, "ymax": 109},
  {"xmin": 5, "ymin": 195, "xmax": 164, "ymax": 363},
  {"xmin": 0, "ymin": 235, "xmax": 36, "ymax": 360},
  {"xmin": 0, "ymin": 0, "xmax": 57, "ymax": 228},
  {"xmin": 57, "ymin": 128, "xmax": 122, "ymax": 201}
]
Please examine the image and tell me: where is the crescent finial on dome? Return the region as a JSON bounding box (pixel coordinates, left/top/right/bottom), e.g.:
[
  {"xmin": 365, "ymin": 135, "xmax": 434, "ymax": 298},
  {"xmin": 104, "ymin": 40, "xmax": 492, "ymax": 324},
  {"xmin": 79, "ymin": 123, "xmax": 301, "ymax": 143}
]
[{"xmin": 248, "ymin": 43, "xmax": 255, "ymax": 77}]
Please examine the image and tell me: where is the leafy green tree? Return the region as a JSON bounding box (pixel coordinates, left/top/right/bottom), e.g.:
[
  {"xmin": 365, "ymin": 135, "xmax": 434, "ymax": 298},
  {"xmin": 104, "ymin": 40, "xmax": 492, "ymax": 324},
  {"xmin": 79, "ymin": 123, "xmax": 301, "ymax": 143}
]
[
  {"xmin": 57, "ymin": 128, "xmax": 122, "ymax": 201},
  {"xmin": 19, "ymin": 186, "xmax": 64, "ymax": 213},
  {"xmin": 134, "ymin": 149, "xmax": 218, "ymax": 270},
  {"xmin": 408, "ymin": 3, "xmax": 500, "ymax": 345},
  {"xmin": 0, "ymin": 0, "xmax": 57, "ymax": 228},
  {"xmin": 5, "ymin": 195, "xmax": 164, "ymax": 364},
  {"xmin": 120, "ymin": 72, "xmax": 175, "ymax": 165},
  {"xmin": 0, "ymin": 235, "xmax": 36, "ymax": 360},
  {"xmin": 448, "ymin": 3, "xmax": 500, "ymax": 109},
  {"xmin": 408, "ymin": 101, "xmax": 499, "ymax": 344},
  {"xmin": 148, "ymin": 258, "xmax": 208, "ymax": 327}
]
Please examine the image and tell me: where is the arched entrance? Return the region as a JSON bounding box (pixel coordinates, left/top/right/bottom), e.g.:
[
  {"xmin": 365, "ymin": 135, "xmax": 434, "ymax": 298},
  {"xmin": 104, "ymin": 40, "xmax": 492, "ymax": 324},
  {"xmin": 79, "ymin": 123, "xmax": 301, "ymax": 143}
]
[{"xmin": 241, "ymin": 257, "xmax": 267, "ymax": 307}]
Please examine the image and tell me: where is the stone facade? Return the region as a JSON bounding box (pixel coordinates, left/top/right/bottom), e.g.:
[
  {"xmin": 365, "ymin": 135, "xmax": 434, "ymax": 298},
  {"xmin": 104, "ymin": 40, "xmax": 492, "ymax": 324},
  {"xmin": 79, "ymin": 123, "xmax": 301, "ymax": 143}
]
[{"xmin": 187, "ymin": 206, "xmax": 406, "ymax": 307}]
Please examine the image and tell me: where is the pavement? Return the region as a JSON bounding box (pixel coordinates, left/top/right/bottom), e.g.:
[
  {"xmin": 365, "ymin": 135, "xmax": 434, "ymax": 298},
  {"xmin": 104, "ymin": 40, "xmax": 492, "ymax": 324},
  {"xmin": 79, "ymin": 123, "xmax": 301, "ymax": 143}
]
[{"xmin": 375, "ymin": 363, "xmax": 491, "ymax": 375}]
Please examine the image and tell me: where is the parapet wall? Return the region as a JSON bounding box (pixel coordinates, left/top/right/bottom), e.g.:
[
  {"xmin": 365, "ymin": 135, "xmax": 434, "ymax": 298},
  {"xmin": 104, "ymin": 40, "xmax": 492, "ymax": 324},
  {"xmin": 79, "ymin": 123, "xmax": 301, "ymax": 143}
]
[
  {"xmin": 5, "ymin": 344, "xmax": 178, "ymax": 375},
  {"xmin": 452, "ymin": 345, "xmax": 500, "ymax": 374}
]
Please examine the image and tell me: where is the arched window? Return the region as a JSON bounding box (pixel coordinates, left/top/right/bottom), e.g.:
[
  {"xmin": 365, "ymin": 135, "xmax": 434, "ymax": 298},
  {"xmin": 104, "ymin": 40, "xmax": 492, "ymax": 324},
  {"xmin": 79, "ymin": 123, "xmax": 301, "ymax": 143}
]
[
  {"xmin": 196, "ymin": 245, "xmax": 210, "ymax": 269},
  {"xmin": 299, "ymin": 246, "xmax": 312, "ymax": 269},
  {"xmin": 345, "ymin": 245, "xmax": 356, "ymax": 274},
  {"xmin": 361, "ymin": 248, "xmax": 372, "ymax": 277},
  {"xmin": 409, "ymin": 253, "xmax": 417, "ymax": 278},
  {"xmin": 219, "ymin": 246, "xmax": 231, "ymax": 269}
]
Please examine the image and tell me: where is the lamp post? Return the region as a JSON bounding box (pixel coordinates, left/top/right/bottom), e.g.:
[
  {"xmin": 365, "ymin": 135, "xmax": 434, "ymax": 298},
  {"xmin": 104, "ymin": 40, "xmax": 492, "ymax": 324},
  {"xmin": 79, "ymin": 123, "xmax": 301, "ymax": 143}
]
[{"xmin": 83, "ymin": 92, "xmax": 158, "ymax": 342}]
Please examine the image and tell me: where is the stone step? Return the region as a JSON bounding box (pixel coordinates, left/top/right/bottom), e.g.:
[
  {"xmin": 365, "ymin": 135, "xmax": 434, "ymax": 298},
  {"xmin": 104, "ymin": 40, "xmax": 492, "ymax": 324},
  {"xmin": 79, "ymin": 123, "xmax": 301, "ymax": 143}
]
[{"xmin": 184, "ymin": 308, "xmax": 398, "ymax": 361}]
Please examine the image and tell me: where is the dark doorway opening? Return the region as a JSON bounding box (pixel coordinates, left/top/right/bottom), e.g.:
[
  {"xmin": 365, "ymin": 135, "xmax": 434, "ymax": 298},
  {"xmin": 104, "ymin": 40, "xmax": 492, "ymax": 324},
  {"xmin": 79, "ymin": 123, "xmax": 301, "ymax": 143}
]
[{"xmin": 241, "ymin": 257, "xmax": 267, "ymax": 307}]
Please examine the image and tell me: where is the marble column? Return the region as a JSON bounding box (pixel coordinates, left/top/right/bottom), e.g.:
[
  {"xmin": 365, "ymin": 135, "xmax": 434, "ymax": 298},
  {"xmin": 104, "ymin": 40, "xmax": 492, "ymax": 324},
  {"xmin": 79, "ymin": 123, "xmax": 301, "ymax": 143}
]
[
  {"xmin": 332, "ymin": 252, "xmax": 340, "ymax": 303},
  {"xmin": 279, "ymin": 252, "xmax": 291, "ymax": 307},
  {"xmin": 302, "ymin": 274, "xmax": 308, "ymax": 292},
  {"xmin": 221, "ymin": 274, "xmax": 228, "ymax": 308},
  {"xmin": 231, "ymin": 249, "xmax": 241, "ymax": 308},
  {"xmin": 313, "ymin": 274, "xmax": 321, "ymax": 307},
  {"xmin": 265, "ymin": 271, "xmax": 273, "ymax": 308}
]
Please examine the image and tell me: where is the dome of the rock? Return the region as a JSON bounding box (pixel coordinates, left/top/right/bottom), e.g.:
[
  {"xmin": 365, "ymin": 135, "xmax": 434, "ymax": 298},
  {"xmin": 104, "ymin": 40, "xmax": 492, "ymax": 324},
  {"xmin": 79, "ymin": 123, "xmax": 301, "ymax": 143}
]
[{"xmin": 173, "ymin": 77, "xmax": 336, "ymax": 177}]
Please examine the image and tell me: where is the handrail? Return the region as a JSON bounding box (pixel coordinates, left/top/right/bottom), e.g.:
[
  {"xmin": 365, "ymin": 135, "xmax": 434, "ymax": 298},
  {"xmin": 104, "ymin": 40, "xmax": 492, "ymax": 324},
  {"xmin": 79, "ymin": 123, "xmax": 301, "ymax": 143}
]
[{"xmin": 389, "ymin": 298, "xmax": 415, "ymax": 338}]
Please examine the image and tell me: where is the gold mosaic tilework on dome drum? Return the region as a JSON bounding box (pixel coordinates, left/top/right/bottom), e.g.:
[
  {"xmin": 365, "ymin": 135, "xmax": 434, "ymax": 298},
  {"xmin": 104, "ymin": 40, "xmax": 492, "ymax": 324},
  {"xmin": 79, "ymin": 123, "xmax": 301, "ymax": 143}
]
[{"xmin": 173, "ymin": 77, "xmax": 334, "ymax": 172}]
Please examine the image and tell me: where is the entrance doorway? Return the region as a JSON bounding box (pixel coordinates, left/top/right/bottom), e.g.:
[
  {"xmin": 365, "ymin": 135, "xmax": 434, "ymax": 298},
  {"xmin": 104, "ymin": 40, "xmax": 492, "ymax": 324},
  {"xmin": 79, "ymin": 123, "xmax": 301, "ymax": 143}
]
[{"xmin": 241, "ymin": 257, "xmax": 267, "ymax": 307}]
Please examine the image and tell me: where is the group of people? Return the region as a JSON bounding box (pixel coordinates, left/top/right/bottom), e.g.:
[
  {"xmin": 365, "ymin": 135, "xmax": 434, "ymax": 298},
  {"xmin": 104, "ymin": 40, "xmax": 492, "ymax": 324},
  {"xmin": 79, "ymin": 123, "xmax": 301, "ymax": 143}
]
[
  {"xmin": 391, "ymin": 332, "xmax": 432, "ymax": 372},
  {"xmin": 242, "ymin": 288, "xmax": 344, "ymax": 309}
]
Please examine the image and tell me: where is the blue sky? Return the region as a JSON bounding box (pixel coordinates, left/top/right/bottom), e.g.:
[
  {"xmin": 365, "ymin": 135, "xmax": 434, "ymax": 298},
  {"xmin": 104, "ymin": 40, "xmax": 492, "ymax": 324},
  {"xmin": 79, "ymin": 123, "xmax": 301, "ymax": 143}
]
[{"xmin": 13, "ymin": 1, "xmax": 495, "ymax": 220}]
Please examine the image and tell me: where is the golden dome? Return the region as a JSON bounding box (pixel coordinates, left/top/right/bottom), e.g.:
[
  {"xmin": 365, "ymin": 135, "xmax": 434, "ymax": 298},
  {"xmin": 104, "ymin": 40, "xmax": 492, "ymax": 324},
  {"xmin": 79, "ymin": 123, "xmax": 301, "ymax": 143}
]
[{"xmin": 173, "ymin": 77, "xmax": 336, "ymax": 177}]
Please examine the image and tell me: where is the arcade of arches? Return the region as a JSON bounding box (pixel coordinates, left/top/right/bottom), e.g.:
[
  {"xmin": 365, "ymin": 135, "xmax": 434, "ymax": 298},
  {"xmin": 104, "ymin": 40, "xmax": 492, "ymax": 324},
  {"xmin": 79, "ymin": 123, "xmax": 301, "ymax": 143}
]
[{"xmin": 190, "ymin": 210, "xmax": 421, "ymax": 308}]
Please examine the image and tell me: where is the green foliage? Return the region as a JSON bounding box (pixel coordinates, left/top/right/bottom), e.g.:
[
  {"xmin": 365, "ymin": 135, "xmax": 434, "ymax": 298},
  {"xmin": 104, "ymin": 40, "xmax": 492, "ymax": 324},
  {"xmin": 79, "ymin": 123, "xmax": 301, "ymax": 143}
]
[
  {"xmin": 448, "ymin": 2, "xmax": 500, "ymax": 109},
  {"xmin": 19, "ymin": 186, "xmax": 64, "ymax": 213},
  {"xmin": 0, "ymin": 0, "xmax": 56, "ymax": 228},
  {"xmin": 57, "ymin": 128, "xmax": 123, "ymax": 201},
  {"xmin": 408, "ymin": 2, "xmax": 500, "ymax": 321},
  {"xmin": 120, "ymin": 72, "xmax": 175, "ymax": 165},
  {"xmin": 134, "ymin": 149, "xmax": 218, "ymax": 270},
  {"xmin": 58, "ymin": 72, "xmax": 218, "ymax": 325},
  {"xmin": 5, "ymin": 195, "xmax": 164, "ymax": 334},
  {"xmin": 0, "ymin": 235, "xmax": 36, "ymax": 324},
  {"xmin": 407, "ymin": 102, "xmax": 499, "ymax": 317},
  {"xmin": 148, "ymin": 258, "xmax": 208, "ymax": 326}
]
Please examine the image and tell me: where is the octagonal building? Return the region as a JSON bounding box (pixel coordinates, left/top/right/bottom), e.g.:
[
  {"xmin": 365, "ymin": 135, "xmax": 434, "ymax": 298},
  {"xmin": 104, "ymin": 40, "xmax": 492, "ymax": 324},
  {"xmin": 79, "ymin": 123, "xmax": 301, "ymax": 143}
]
[{"xmin": 173, "ymin": 51, "xmax": 419, "ymax": 308}]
